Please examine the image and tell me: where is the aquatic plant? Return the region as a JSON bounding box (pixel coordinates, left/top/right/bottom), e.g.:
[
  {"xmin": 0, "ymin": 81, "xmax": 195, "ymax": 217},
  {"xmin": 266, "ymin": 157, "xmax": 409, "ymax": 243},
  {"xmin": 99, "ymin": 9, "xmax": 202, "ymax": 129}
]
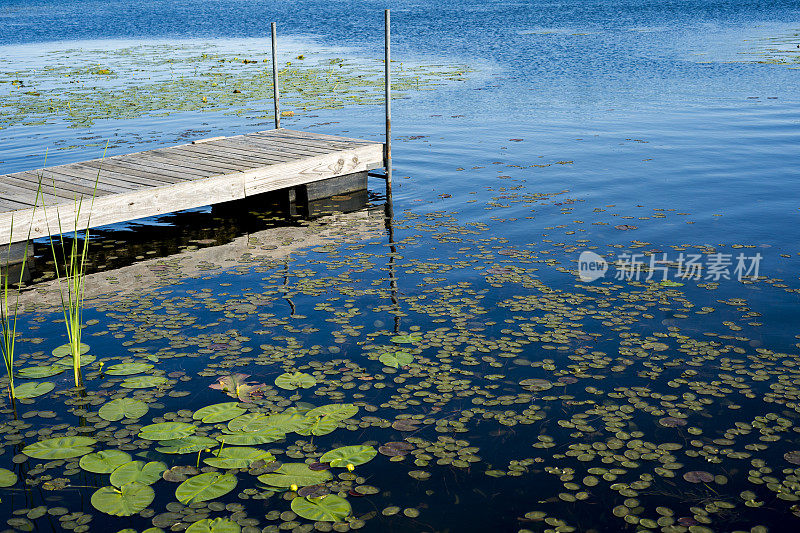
[
  {"xmin": 209, "ymin": 373, "xmax": 266, "ymax": 402},
  {"xmin": 43, "ymin": 148, "xmax": 105, "ymax": 387},
  {"xmin": 0, "ymin": 43, "xmax": 472, "ymax": 131},
  {"xmin": 0, "ymin": 187, "xmax": 40, "ymax": 402},
  {"xmin": 274, "ymin": 371, "xmax": 316, "ymax": 390},
  {"xmin": 291, "ymin": 494, "xmax": 352, "ymax": 522}
]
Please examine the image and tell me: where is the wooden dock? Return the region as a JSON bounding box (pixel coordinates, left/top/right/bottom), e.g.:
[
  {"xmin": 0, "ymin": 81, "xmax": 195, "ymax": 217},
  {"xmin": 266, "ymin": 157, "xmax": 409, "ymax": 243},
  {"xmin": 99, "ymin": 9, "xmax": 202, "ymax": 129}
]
[{"xmin": 0, "ymin": 129, "xmax": 384, "ymax": 249}]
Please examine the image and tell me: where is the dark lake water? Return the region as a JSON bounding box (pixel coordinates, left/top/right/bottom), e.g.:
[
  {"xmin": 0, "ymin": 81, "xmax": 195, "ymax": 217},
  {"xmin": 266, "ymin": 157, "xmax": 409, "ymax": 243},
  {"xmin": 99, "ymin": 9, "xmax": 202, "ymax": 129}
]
[{"xmin": 1, "ymin": 1, "xmax": 800, "ymax": 532}]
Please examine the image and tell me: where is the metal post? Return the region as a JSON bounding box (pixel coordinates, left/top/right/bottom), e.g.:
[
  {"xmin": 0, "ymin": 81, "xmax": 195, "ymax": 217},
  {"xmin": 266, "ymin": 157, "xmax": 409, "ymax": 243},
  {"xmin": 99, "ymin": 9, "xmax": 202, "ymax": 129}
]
[
  {"xmin": 271, "ymin": 22, "xmax": 280, "ymax": 129},
  {"xmin": 384, "ymin": 9, "xmax": 392, "ymax": 190}
]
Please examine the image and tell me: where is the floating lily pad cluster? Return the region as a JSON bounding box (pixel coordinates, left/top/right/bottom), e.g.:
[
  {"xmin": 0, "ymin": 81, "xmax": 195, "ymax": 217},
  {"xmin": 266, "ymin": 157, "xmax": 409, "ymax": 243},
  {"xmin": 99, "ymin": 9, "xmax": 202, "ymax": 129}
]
[
  {"xmin": 0, "ymin": 42, "xmax": 472, "ymax": 130},
  {"xmin": 2, "ymin": 180, "xmax": 800, "ymax": 533}
]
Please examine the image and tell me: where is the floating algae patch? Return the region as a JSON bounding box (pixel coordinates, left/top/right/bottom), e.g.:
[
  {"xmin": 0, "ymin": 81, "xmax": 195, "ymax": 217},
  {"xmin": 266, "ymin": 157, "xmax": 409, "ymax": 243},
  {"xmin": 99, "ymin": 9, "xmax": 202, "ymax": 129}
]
[{"xmin": 0, "ymin": 39, "xmax": 472, "ymax": 129}]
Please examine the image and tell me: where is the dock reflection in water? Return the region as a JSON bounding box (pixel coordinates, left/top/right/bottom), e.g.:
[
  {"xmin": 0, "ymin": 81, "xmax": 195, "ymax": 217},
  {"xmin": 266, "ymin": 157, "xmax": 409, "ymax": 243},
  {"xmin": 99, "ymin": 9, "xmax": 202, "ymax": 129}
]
[{"xmin": 17, "ymin": 186, "xmax": 383, "ymax": 312}]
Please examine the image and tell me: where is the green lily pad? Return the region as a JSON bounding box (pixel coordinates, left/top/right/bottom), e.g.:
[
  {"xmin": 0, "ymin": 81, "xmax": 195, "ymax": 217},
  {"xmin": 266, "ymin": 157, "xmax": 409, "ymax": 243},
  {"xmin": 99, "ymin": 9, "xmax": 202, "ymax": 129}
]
[
  {"xmin": 139, "ymin": 422, "xmax": 196, "ymax": 441},
  {"xmin": 295, "ymin": 415, "xmax": 340, "ymax": 437},
  {"xmin": 390, "ymin": 334, "xmax": 422, "ymax": 344},
  {"xmin": 216, "ymin": 428, "xmax": 284, "ymax": 446},
  {"xmin": 14, "ymin": 381, "xmax": 55, "ymax": 399},
  {"xmin": 379, "ymin": 352, "xmax": 413, "ymax": 368},
  {"xmin": 291, "ymin": 494, "xmax": 352, "ymax": 522},
  {"xmin": 0, "ymin": 468, "xmax": 17, "ymax": 487},
  {"xmin": 80, "ymin": 450, "xmax": 133, "ymax": 474},
  {"xmin": 23, "ymin": 436, "xmax": 96, "ymax": 459},
  {"xmin": 264, "ymin": 412, "xmax": 309, "ymax": 432},
  {"xmin": 99, "ymin": 398, "xmax": 149, "ymax": 421},
  {"xmin": 305, "ymin": 404, "xmax": 358, "ymax": 421},
  {"xmin": 52, "ymin": 342, "xmax": 89, "ymax": 358},
  {"xmin": 110, "ymin": 461, "xmax": 167, "ymax": 487},
  {"xmin": 203, "ymin": 447, "xmax": 275, "ymax": 469},
  {"xmin": 55, "ymin": 354, "xmax": 96, "ymax": 367},
  {"xmin": 193, "ymin": 402, "xmax": 247, "ymax": 424},
  {"xmin": 257, "ymin": 463, "xmax": 333, "ymax": 488},
  {"xmin": 105, "ymin": 363, "xmax": 155, "ymax": 376},
  {"xmin": 120, "ymin": 376, "xmax": 168, "ymax": 389},
  {"xmin": 185, "ymin": 518, "xmax": 241, "ymax": 533},
  {"xmin": 274, "ymin": 371, "xmax": 317, "ymax": 390},
  {"xmin": 320, "ymin": 445, "xmax": 377, "ymax": 467},
  {"xmin": 156, "ymin": 436, "xmax": 218, "ymax": 454},
  {"xmin": 295, "ymin": 404, "xmax": 358, "ymax": 436},
  {"xmin": 227, "ymin": 412, "xmax": 305, "ymax": 433},
  {"xmin": 175, "ymin": 472, "xmax": 237, "ymax": 504},
  {"xmin": 91, "ymin": 482, "xmax": 154, "ymax": 516},
  {"xmin": 17, "ymin": 365, "xmax": 65, "ymax": 378},
  {"xmin": 227, "ymin": 413, "xmax": 272, "ymax": 433}
]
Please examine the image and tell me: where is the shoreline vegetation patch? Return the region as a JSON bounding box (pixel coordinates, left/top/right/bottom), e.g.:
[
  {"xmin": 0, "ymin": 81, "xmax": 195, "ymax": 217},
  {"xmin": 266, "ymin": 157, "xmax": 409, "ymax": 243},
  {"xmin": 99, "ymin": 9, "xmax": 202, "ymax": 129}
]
[{"xmin": 0, "ymin": 41, "xmax": 472, "ymax": 129}]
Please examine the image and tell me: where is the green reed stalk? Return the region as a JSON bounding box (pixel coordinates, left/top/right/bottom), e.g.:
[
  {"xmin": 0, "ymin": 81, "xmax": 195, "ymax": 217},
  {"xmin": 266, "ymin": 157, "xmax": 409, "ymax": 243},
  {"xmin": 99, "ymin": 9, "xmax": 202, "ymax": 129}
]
[
  {"xmin": 42, "ymin": 145, "xmax": 105, "ymax": 387},
  {"xmin": 0, "ymin": 185, "xmax": 41, "ymax": 402}
]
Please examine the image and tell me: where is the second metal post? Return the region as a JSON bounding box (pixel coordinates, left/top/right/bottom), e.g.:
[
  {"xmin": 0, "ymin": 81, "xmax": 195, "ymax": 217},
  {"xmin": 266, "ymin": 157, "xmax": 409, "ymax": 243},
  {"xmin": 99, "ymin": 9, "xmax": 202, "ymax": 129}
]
[
  {"xmin": 272, "ymin": 22, "xmax": 280, "ymax": 129},
  {"xmin": 384, "ymin": 9, "xmax": 392, "ymax": 190}
]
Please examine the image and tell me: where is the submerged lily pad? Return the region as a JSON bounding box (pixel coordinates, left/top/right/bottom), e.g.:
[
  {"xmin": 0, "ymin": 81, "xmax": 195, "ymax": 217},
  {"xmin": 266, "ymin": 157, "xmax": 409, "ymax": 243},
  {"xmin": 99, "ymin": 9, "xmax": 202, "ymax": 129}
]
[
  {"xmin": 785, "ymin": 451, "xmax": 800, "ymax": 465},
  {"xmin": 320, "ymin": 445, "xmax": 377, "ymax": 467},
  {"xmin": 193, "ymin": 402, "xmax": 247, "ymax": 424},
  {"xmin": 275, "ymin": 371, "xmax": 317, "ymax": 390},
  {"xmin": 379, "ymin": 352, "xmax": 413, "ymax": 368},
  {"xmin": 175, "ymin": 472, "xmax": 237, "ymax": 504},
  {"xmin": 185, "ymin": 518, "xmax": 241, "ymax": 533},
  {"xmin": 80, "ymin": 450, "xmax": 133, "ymax": 474},
  {"xmin": 203, "ymin": 447, "xmax": 275, "ymax": 469},
  {"xmin": 163, "ymin": 465, "xmax": 199, "ymax": 483},
  {"xmin": 121, "ymin": 376, "xmax": 168, "ymax": 389},
  {"xmin": 23, "ymin": 436, "xmax": 96, "ymax": 459},
  {"xmin": 683, "ymin": 471, "xmax": 714, "ymax": 483},
  {"xmin": 105, "ymin": 362, "xmax": 154, "ymax": 376},
  {"xmin": 391, "ymin": 420, "xmax": 420, "ymax": 432},
  {"xmin": 291, "ymin": 494, "xmax": 351, "ymax": 522},
  {"xmin": 379, "ymin": 441, "xmax": 414, "ymax": 457},
  {"xmin": 110, "ymin": 461, "xmax": 167, "ymax": 487},
  {"xmin": 297, "ymin": 484, "xmax": 331, "ymax": 497},
  {"xmin": 257, "ymin": 463, "xmax": 332, "ymax": 488},
  {"xmin": 659, "ymin": 417, "xmax": 687, "ymax": 428},
  {"xmin": 17, "ymin": 365, "xmax": 65, "ymax": 378},
  {"xmin": 98, "ymin": 398, "xmax": 149, "ymax": 421},
  {"xmin": 139, "ymin": 422, "xmax": 196, "ymax": 441},
  {"xmin": 91, "ymin": 482, "xmax": 154, "ymax": 516},
  {"xmin": 0, "ymin": 468, "xmax": 17, "ymax": 487},
  {"xmin": 14, "ymin": 381, "xmax": 55, "ymax": 398}
]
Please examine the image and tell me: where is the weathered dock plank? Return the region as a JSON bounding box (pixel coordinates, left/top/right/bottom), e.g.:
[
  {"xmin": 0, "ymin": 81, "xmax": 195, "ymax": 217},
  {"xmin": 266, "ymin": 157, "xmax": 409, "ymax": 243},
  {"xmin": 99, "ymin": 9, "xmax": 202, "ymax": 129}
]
[{"xmin": 0, "ymin": 129, "xmax": 384, "ymax": 244}]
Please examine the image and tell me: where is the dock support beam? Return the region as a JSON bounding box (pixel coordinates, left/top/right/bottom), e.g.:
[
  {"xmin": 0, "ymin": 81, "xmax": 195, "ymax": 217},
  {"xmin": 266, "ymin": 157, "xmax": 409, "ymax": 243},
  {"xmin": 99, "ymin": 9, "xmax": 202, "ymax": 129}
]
[
  {"xmin": 1, "ymin": 242, "xmax": 33, "ymax": 286},
  {"xmin": 1, "ymin": 242, "xmax": 33, "ymax": 266},
  {"xmin": 272, "ymin": 22, "xmax": 280, "ymax": 129},
  {"xmin": 384, "ymin": 9, "xmax": 392, "ymax": 193}
]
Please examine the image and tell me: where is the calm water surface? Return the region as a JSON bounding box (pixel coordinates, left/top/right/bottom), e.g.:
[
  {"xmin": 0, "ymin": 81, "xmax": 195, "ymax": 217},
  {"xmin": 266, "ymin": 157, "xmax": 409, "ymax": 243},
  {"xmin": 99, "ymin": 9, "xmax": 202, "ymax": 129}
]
[{"xmin": 1, "ymin": 1, "xmax": 800, "ymax": 532}]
